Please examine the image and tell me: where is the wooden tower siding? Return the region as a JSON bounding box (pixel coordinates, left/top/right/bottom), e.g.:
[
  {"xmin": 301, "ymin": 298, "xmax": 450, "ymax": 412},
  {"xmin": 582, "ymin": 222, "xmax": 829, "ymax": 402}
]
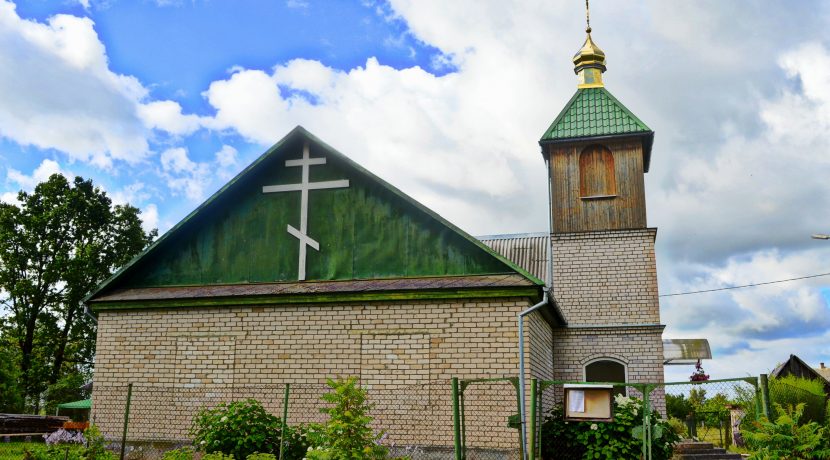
[{"xmin": 548, "ymin": 137, "xmax": 647, "ymax": 233}]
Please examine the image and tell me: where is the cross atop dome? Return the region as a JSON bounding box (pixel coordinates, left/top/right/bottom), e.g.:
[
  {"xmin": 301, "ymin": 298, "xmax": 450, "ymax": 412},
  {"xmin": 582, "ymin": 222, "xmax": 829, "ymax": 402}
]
[{"xmin": 573, "ymin": 0, "xmax": 606, "ymax": 88}]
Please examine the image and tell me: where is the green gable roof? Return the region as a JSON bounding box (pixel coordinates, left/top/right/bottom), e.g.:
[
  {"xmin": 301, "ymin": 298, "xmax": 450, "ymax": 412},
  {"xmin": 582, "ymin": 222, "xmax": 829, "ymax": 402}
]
[
  {"xmin": 540, "ymin": 87, "xmax": 655, "ymax": 171},
  {"xmin": 85, "ymin": 127, "xmax": 541, "ymax": 304}
]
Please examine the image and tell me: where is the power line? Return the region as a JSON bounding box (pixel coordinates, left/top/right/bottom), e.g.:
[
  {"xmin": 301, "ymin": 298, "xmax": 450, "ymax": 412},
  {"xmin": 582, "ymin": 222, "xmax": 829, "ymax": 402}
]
[{"xmin": 659, "ymin": 271, "xmax": 830, "ymax": 297}]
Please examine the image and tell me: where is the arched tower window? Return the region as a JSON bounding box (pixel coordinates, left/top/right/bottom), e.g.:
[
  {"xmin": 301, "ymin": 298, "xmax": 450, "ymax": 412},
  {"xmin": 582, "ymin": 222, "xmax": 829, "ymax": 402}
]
[
  {"xmin": 584, "ymin": 358, "xmax": 627, "ymax": 396},
  {"xmin": 579, "ymin": 144, "xmax": 616, "ymax": 197}
]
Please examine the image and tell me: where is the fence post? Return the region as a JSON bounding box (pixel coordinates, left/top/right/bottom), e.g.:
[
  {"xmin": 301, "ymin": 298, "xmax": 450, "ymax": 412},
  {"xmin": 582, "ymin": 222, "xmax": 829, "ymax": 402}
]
[
  {"xmin": 452, "ymin": 378, "xmax": 462, "ymax": 460},
  {"xmin": 529, "ymin": 379, "xmax": 537, "ymax": 460},
  {"xmin": 279, "ymin": 383, "xmax": 290, "ymax": 460},
  {"xmin": 759, "ymin": 374, "xmax": 771, "ymax": 419},
  {"xmin": 643, "ymin": 385, "xmax": 652, "ymax": 460},
  {"xmin": 119, "ymin": 383, "xmax": 133, "ymax": 460}
]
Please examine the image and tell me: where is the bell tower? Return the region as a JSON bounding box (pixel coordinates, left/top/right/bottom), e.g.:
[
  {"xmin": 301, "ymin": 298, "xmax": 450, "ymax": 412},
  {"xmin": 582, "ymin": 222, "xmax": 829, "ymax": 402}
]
[
  {"xmin": 541, "ymin": 2, "xmax": 666, "ymax": 411},
  {"xmin": 540, "ymin": 21, "xmax": 654, "ymax": 233}
]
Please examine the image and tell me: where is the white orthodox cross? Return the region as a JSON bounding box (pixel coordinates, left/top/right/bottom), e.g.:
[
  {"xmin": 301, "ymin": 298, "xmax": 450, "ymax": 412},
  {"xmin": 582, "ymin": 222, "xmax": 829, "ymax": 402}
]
[{"xmin": 262, "ymin": 141, "xmax": 349, "ymax": 280}]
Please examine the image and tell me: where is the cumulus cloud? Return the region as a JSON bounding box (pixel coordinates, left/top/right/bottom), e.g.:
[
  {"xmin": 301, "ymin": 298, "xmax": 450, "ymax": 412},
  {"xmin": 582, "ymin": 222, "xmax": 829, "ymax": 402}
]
[
  {"xmin": 6, "ymin": 159, "xmax": 72, "ymax": 190},
  {"xmin": 196, "ymin": 0, "xmax": 830, "ymax": 377},
  {"xmin": 0, "ymin": 1, "xmax": 206, "ymax": 168}
]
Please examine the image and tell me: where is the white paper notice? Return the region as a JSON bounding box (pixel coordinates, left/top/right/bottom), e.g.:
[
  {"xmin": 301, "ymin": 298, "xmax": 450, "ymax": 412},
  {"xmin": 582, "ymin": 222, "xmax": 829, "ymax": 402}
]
[{"xmin": 568, "ymin": 390, "xmax": 585, "ymax": 413}]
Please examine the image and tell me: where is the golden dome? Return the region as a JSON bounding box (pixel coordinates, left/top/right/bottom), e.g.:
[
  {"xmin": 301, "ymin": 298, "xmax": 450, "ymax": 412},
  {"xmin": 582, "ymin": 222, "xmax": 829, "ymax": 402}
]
[{"xmin": 573, "ymin": 27, "xmax": 606, "ymax": 74}]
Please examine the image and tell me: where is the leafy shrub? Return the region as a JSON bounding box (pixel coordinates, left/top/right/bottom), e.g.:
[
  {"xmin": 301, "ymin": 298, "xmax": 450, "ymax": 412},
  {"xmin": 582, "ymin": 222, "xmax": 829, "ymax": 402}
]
[
  {"xmin": 769, "ymin": 376, "xmax": 827, "ymax": 424},
  {"xmin": 162, "ymin": 446, "xmax": 195, "ymax": 460},
  {"xmin": 191, "ymin": 399, "xmax": 281, "ymax": 459},
  {"xmin": 84, "ymin": 424, "xmax": 116, "ymax": 460},
  {"xmin": 667, "ymin": 417, "xmax": 687, "ymax": 438},
  {"xmin": 23, "ymin": 425, "xmax": 115, "ymax": 460},
  {"xmin": 666, "ymin": 393, "xmax": 693, "ymax": 420},
  {"xmin": 540, "ymin": 394, "xmax": 679, "ymax": 460},
  {"xmin": 202, "ymin": 453, "xmax": 236, "ymax": 460},
  {"xmin": 246, "ymin": 454, "xmax": 277, "ymax": 460},
  {"xmin": 304, "ymin": 377, "xmax": 388, "ymax": 460},
  {"xmin": 190, "ymin": 399, "xmax": 310, "ymax": 460},
  {"xmin": 744, "ymin": 403, "xmax": 830, "ymax": 459}
]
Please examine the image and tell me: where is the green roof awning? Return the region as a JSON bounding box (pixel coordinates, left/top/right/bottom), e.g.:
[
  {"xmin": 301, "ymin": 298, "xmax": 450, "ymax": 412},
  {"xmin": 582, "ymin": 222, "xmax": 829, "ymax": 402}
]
[{"xmin": 57, "ymin": 399, "xmax": 92, "ymax": 410}]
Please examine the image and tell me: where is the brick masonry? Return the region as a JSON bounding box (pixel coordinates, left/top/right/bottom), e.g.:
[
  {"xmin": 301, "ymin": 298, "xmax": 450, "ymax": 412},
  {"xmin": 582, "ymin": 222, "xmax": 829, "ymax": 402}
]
[
  {"xmin": 92, "ymin": 298, "xmax": 554, "ymax": 449},
  {"xmin": 551, "ymin": 228, "xmax": 666, "ymax": 414}
]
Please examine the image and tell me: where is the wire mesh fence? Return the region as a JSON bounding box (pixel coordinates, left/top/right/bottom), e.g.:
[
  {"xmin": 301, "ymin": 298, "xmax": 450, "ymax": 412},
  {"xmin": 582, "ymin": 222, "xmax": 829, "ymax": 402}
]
[
  {"xmin": 663, "ymin": 378, "xmax": 760, "ymax": 450},
  {"xmin": 456, "ymin": 378, "xmax": 522, "ymax": 460},
  {"xmin": 0, "ymin": 380, "xmax": 459, "ymax": 460},
  {"xmin": 767, "ymin": 377, "xmax": 827, "ymax": 425}
]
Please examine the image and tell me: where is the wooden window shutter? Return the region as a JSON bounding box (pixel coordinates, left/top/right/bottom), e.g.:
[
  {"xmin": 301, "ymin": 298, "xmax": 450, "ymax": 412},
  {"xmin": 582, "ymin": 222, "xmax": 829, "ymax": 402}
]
[{"xmin": 579, "ymin": 145, "xmax": 616, "ymax": 197}]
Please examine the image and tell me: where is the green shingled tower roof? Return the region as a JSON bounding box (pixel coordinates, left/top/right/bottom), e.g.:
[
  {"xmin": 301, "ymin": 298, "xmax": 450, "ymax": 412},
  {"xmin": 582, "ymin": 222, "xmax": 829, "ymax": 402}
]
[
  {"xmin": 539, "ymin": 26, "xmax": 655, "ymax": 171},
  {"xmin": 540, "ymin": 87, "xmax": 650, "ymax": 141}
]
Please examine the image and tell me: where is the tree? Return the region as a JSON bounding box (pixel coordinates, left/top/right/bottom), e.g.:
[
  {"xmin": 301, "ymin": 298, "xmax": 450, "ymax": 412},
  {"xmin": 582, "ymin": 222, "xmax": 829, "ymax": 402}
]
[{"xmin": 0, "ymin": 174, "xmax": 155, "ymax": 410}]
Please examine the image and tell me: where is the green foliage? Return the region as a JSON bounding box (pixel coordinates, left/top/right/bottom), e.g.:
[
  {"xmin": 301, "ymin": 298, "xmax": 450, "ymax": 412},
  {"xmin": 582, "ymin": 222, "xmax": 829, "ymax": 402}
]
[
  {"xmin": 84, "ymin": 424, "xmax": 116, "ymax": 460},
  {"xmin": 769, "ymin": 376, "xmax": 827, "ymax": 424},
  {"xmin": 22, "ymin": 444, "xmax": 86, "ymax": 460},
  {"xmin": 666, "ymin": 417, "xmax": 687, "ymax": 438},
  {"xmin": 45, "ymin": 371, "xmax": 90, "ymax": 415},
  {"xmin": 305, "ymin": 377, "xmax": 388, "ymax": 460},
  {"xmin": 246, "ymin": 454, "xmax": 277, "ymax": 460},
  {"xmin": 19, "ymin": 425, "xmax": 115, "ymax": 460},
  {"xmin": 744, "ymin": 403, "xmax": 830, "ymax": 459},
  {"xmin": 202, "ymin": 453, "xmax": 236, "ymax": 460},
  {"xmin": 540, "ymin": 394, "xmax": 680, "ymax": 460},
  {"xmin": 191, "ymin": 399, "xmax": 284, "ymax": 459},
  {"xmin": 666, "ymin": 393, "xmax": 693, "ymax": 420},
  {"xmin": 161, "ymin": 446, "xmax": 195, "ymax": 460},
  {"xmin": 0, "ymin": 345, "xmax": 23, "ymax": 412},
  {"xmin": 0, "ymin": 174, "xmax": 155, "ymax": 409}
]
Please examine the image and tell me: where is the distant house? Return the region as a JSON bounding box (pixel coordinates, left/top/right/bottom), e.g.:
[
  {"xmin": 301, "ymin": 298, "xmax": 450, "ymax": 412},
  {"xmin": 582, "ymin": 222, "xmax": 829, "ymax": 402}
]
[{"xmin": 771, "ymin": 354, "xmax": 830, "ymax": 395}]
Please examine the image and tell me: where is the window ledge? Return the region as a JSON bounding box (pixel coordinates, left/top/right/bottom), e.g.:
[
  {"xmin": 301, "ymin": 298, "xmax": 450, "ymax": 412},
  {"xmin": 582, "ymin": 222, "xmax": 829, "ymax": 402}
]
[{"xmin": 580, "ymin": 194, "xmax": 617, "ymax": 201}]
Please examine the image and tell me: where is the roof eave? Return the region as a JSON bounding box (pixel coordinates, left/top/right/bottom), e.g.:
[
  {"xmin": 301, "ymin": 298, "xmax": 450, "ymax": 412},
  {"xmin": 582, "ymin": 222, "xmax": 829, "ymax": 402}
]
[{"xmin": 538, "ymin": 130, "xmax": 655, "ymax": 172}]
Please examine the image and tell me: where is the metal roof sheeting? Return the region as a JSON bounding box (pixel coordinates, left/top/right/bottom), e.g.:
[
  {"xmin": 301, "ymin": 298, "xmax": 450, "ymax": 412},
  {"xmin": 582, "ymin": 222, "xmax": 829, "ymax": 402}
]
[
  {"xmin": 478, "ymin": 233, "xmax": 549, "ymax": 283},
  {"xmin": 540, "ymin": 88, "xmax": 651, "ymax": 141}
]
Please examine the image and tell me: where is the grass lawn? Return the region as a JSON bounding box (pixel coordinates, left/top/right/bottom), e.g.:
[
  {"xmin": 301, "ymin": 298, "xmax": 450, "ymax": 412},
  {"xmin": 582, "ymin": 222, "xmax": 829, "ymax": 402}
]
[
  {"xmin": 0, "ymin": 441, "xmax": 40, "ymax": 459},
  {"xmin": 0, "ymin": 441, "xmax": 87, "ymax": 459}
]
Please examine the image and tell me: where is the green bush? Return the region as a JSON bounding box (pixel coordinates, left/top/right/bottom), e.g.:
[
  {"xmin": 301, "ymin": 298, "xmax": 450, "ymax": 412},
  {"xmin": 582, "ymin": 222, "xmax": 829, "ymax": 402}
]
[
  {"xmin": 769, "ymin": 376, "xmax": 826, "ymax": 424},
  {"xmin": 667, "ymin": 417, "xmax": 687, "ymax": 438},
  {"xmin": 190, "ymin": 399, "xmax": 309, "ymax": 460},
  {"xmin": 22, "ymin": 425, "xmax": 115, "ymax": 460},
  {"xmin": 202, "ymin": 453, "xmax": 236, "ymax": 460},
  {"xmin": 304, "ymin": 377, "xmax": 388, "ymax": 460},
  {"xmin": 540, "ymin": 394, "xmax": 680, "ymax": 460},
  {"xmin": 666, "ymin": 393, "xmax": 693, "ymax": 421},
  {"xmin": 744, "ymin": 403, "xmax": 830, "ymax": 459},
  {"xmin": 162, "ymin": 446, "xmax": 195, "ymax": 460},
  {"xmin": 246, "ymin": 454, "xmax": 277, "ymax": 460}
]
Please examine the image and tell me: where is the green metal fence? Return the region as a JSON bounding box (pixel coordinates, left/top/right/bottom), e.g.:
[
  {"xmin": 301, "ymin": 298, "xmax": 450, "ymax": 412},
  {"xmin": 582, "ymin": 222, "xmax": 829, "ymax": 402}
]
[
  {"xmin": 528, "ymin": 377, "xmax": 763, "ymax": 460},
  {"xmin": 2, "ymin": 374, "xmax": 805, "ymax": 460}
]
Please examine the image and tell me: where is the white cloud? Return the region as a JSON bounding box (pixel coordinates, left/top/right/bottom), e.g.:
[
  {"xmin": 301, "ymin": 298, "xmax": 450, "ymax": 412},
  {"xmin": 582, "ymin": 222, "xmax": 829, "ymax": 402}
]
[
  {"xmin": 6, "ymin": 159, "xmax": 72, "ymax": 190},
  {"xmin": 214, "ymin": 145, "xmax": 238, "ymax": 168},
  {"xmin": 138, "ymin": 100, "xmax": 203, "ymax": 136},
  {"xmin": 140, "ymin": 203, "xmax": 159, "ymax": 232},
  {"xmin": 0, "ymin": 1, "xmax": 208, "ymax": 168},
  {"xmin": 286, "ymin": 0, "xmax": 309, "ymax": 9}
]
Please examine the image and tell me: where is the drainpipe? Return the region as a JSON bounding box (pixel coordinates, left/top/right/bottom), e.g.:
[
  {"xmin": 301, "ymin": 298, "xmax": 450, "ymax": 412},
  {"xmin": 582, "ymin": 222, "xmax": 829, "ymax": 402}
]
[
  {"xmin": 83, "ymin": 302, "xmax": 97, "ymax": 324},
  {"xmin": 518, "ymin": 291, "xmax": 548, "ymax": 460}
]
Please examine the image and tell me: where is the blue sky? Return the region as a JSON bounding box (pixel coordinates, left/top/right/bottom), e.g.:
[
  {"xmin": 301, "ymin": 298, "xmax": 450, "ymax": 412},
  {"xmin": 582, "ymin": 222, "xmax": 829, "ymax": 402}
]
[{"xmin": 1, "ymin": 0, "xmax": 830, "ymax": 381}]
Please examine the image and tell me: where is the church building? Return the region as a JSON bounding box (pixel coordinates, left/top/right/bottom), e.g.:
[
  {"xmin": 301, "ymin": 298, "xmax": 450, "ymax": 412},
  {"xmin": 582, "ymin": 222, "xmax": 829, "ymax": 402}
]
[{"xmin": 86, "ymin": 20, "xmax": 665, "ymax": 451}]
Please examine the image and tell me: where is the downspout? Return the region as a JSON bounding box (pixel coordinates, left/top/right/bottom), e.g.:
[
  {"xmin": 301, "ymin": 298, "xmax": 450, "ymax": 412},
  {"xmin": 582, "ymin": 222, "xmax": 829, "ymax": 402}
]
[
  {"xmin": 83, "ymin": 302, "xmax": 98, "ymax": 324},
  {"xmin": 517, "ymin": 155, "xmax": 556, "ymax": 460},
  {"xmin": 518, "ymin": 291, "xmax": 548, "ymax": 460}
]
